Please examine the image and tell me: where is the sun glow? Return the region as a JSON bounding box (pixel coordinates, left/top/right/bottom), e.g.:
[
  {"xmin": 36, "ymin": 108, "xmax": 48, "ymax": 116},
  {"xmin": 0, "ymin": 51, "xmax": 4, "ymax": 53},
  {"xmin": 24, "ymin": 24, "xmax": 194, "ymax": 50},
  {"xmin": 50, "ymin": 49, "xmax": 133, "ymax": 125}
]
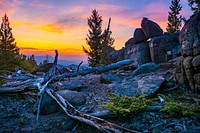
[{"xmin": 0, "ymin": 0, "xmax": 192, "ymax": 63}]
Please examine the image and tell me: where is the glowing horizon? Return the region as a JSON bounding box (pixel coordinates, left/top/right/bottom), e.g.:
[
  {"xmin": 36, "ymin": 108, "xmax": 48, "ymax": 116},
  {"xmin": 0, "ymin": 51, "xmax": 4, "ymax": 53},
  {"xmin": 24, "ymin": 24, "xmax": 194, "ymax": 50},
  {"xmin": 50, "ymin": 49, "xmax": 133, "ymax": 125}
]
[{"xmin": 0, "ymin": 0, "xmax": 192, "ymax": 63}]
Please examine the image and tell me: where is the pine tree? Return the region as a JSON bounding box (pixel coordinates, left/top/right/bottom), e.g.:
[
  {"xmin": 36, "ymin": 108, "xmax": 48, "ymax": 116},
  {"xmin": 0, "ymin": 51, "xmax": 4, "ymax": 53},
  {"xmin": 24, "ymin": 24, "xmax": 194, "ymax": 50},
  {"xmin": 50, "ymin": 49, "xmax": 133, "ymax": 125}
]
[
  {"xmin": 188, "ymin": 0, "xmax": 200, "ymax": 13},
  {"xmin": 166, "ymin": 0, "xmax": 183, "ymax": 33},
  {"xmin": 0, "ymin": 14, "xmax": 20, "ymax": 70},
  {"xmin": 83, "ymin": 9, "xmax": 115, "ymax": 67},
  {"xmin": 42, "ymin": 55, "xmax": 49, "ymax": 65},
  {"xmin": 27, "ymin": 54, "xmax": 37, "ymax": 67},
  {"xmin": 101, "ymin": 18, "xmax": 115, "ymax": 65},
  {"xmin": 83, "ymin": 9, "xmax": 103, "ymax": 67}
]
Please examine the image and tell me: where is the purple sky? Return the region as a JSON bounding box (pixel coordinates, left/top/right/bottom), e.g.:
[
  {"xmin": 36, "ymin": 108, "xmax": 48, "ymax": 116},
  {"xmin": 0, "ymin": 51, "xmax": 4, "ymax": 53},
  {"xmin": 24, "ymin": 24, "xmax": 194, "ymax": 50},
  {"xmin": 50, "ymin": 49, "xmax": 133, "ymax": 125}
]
[{"xmin": 0, "ymin": 0, "xmax": 193, "ymax": 63}]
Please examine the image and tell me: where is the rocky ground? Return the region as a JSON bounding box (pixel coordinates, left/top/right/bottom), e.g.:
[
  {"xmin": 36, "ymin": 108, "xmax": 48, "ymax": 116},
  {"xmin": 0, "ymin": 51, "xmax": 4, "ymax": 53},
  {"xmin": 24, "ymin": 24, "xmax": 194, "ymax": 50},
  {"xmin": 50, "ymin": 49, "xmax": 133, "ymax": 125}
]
[{"xmin": 0, "ymin": 59, "xmax": 200, "ymax": 133}]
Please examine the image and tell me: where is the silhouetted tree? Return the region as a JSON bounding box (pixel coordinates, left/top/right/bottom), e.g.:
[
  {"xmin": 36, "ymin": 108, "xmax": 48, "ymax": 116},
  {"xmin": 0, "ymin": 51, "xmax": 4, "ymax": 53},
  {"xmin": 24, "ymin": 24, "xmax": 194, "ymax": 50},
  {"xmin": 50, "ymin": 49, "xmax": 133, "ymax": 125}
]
[
  {"xmin": 0, "ymin": 14, "xmax": 20, "ymax": 71},
  {"xmin": 83, "ymin": 9, "xmax": 103, "ymax": 67},
  {"xmin": 101, "ymin": 18, "xmax": 115, "ymax": 65},
  {"xmin": 27, "ymin": 54, "xmax": 37, "ymax": 67},
  {"xmin": 19, "ymin": 54, "xmax": 38, "ymax": 73},
  {"xmin": 188, "ymin": 0, "xmax": 200, "ymax": 13},
  {"xmin": 83, "ymin": 9, "xmax": 115, "ymax": 67},
  {"xmin": 43, "ymin": 55, "xmax": 49, "ymax": 65},
  {"xmin": 166, "ymin": 0, "xmax": 184, "ymax": 33}
]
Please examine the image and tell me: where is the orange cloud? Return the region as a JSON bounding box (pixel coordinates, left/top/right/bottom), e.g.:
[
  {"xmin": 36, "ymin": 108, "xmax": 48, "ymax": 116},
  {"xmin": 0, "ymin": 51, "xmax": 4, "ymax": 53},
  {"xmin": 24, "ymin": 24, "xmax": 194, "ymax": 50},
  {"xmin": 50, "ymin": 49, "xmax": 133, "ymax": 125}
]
[{"xmin": 38, "ymin": 24, "xmax": 64, "ymax": 34}]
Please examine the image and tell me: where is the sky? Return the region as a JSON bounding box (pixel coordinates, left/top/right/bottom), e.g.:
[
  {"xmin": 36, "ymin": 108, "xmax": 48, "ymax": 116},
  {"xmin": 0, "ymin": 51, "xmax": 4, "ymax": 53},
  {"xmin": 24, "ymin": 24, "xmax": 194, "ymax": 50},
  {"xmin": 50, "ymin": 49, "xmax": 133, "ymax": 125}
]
[{"xmin": 0, "ymin": 0, "xmax": 193, "ymax": 63}]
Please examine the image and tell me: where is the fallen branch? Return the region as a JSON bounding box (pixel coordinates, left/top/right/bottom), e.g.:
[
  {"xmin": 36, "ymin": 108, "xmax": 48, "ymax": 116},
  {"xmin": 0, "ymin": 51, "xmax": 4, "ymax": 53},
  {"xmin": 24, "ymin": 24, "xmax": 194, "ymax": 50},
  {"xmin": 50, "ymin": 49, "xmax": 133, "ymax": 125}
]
[
  {"xmin": 0, "ymin": 50, "xmax": 139, "ymax": 132},
  {"xmin": 0, "ymin": 85, "xmax": 36, "ymax": 94},
  {"xmin": 36, "ymin": 50, "xmax": 58, "ymax": 122},
  {"xmin": 46, "ymin": 88, "xmax": 139, "ymax": 133},
  {"xmin": 56, "ymin": 59, "xmax": 132, "ymax": 80}
]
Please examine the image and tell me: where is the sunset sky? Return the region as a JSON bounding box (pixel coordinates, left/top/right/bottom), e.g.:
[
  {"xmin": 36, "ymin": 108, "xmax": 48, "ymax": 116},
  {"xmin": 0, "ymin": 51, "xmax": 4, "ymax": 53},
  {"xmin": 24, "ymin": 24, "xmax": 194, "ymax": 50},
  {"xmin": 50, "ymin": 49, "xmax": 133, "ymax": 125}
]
[{"xmin": 0, "ymin": 0, "xmax": 193, "ymax": 63}]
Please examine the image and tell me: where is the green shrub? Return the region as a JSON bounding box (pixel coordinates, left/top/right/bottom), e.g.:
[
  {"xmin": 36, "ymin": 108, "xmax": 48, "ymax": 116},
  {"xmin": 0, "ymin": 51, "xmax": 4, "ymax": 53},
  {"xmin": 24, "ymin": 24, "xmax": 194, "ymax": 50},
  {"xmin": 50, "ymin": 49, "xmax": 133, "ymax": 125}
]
[
  {"xmin": 103, "ymin": 94, "xmax": 154, "ymax": 117},
  {"xmin": 158, "ymin": 94, "xmax": 200, "ymax": 117},
  {"xmin": 160, "ymin": 101, "xmax": 199, "ymax": 117}
]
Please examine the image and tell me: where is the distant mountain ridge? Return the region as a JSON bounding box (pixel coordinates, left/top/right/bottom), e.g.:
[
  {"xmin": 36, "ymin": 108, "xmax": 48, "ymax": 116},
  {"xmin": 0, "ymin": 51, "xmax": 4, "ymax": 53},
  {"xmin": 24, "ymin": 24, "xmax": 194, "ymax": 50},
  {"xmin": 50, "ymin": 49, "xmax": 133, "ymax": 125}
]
[{"xmin": 31, "ymin": 55, "xmax": 85, "ymax": 66}]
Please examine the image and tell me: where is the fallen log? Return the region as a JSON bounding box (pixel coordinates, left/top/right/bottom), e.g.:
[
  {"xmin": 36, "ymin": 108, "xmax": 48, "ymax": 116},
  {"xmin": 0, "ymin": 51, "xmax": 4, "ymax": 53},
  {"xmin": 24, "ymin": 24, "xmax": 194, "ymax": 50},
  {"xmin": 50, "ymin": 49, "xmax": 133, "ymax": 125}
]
[
  {"xmin": 46, "ymin": 88, "xmax": 139, "ymax": 133},
  {"xmin": 0, "ymin": 50, "xmax": 139, "ymax": 132},
  {"xmin": 56, "ymin": 59, "xmax": 133, "ymax": 80},
  {"xmin": 0, "ymin": 58, "xmax": 132, "ymax": 94},
  {"xmin": 0, "ymin": 85, "xmax": 36, "ymax": 94}
]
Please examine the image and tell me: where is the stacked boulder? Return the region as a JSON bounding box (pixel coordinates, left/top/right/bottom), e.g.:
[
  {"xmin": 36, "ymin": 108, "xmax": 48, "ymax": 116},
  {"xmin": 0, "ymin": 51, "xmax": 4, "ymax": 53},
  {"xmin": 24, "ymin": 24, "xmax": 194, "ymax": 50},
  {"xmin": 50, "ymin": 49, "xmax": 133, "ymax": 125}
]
[
  {"xmin": 109, "ymin": 18, "xmax": 181, "ymax": 66},
  {"xmin": 175, "ymin": 12, "xmax": 200, "ymax": 93},
  {"xmin": 149, "ymin": 32, "xmax": 181, "ymax": 63}
]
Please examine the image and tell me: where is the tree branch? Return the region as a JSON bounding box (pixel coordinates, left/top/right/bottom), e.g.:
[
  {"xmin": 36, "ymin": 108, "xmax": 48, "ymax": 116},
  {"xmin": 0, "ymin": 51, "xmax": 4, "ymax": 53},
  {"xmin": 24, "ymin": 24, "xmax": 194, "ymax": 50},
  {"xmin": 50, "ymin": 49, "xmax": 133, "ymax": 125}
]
[
  {"xmin": 0, "ymin": 50, "xmax": 139, "ymax": 132},
  {"xmin": 56, "ymin": 59, "xmax": 132, "ymax": 80}
]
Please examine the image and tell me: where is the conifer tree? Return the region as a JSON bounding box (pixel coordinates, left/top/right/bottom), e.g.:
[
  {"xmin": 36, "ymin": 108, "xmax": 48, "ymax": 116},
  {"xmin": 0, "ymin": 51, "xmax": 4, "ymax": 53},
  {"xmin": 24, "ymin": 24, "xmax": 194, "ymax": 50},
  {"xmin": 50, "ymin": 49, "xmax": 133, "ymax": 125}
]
[
  {"xmin": 27, "ymin": 54, "xmax": 37, "ymax": 67},
  {"xmin": 188, "ymin": 0, "xmax": 200, "ymax": 13},
  {"xmin": 42, "ymin": 55, "xmax": 49, "ymax": 65},
  {"xmin": 83, "ymin": 9, "xmax": 115, "ymax": 67},
  {"xmin": 166, "ymin": 0, "xmax": 183, "ymax": 33},
  {"xmin": 83, "ymin": 9, "xmax": 103, "ymax": 67},
  {"xmin": 101, "ymin": 18, "xmax": 115, "ymax": 65},
  {"xmin": 0, "ymin": 14, "xmax": 20, "ymax": 70}
]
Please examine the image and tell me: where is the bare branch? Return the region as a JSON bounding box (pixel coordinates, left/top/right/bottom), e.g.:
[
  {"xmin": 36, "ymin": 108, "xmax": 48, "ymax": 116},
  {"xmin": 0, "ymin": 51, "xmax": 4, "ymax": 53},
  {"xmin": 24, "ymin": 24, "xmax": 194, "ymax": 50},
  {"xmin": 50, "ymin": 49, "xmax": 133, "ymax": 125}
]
[
  {"xmin": 46, "ymin": 88, "xmax": 139, "ymax": 133},
  {"xmin": 77, "ymin": 61, "xmax": 83, "ymax": 73},
  {"xmin": 56, "ymin": 59, "xmax": 132, "ymax": 80}
]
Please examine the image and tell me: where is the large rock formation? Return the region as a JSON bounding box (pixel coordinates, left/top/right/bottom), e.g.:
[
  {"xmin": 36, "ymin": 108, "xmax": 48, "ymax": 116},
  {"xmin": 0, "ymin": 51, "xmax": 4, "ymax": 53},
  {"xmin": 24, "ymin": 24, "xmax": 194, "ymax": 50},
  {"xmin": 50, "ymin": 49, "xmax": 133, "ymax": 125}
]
[
  {"xmin": 109, "ymin": 48, "xmax": 125, "ymax": 63},
  {"xmin": 108, "ymin": 17, "xmax": 181, "ymax": 66},
  {"xmin": 141, "ymin": 17, "xmax": 163, "ymax": 38},
  {"xmin": 124, "ymin": 42, "xmax": 151, "ymax": 66},
  {"xmin": 109, "ymin": 75, "xmax": 165, "ymax": 98},
  {"xmin": 133, "ymin": 28, "xmax": 148, "ymax": 44},
  {"xmin": 109, "ymin": 41, "xmax": 151, "ymax": 66},
  {"xmin": 149, "ymin": 32, "xmax": 181, "ymax": 63},
  {"xmin": 175, "ymin": 12, "xmax": 200, "ymax": 93},
  {"xmin": 124, "ymin": 37, "xmax": 135, "ymax": 47}
]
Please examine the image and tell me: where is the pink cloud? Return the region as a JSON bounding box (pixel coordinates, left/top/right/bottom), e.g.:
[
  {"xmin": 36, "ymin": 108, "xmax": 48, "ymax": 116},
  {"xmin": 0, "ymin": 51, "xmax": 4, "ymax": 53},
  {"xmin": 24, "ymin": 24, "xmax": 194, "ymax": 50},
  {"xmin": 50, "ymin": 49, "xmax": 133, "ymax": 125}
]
[
  {"xmin": 145, "ymin": 2, "xmax": 168, "ymax": 21},
  {"xmin": 93, "ymin": 4, "xmax": 126, "ymax": 13},
  {"xmin": 29, "ymin": 1, "xmax": 53, "ymax": 9},
  {"xmin": 0, "ymin": 0, "xmax": 22, "ymax": 17}
]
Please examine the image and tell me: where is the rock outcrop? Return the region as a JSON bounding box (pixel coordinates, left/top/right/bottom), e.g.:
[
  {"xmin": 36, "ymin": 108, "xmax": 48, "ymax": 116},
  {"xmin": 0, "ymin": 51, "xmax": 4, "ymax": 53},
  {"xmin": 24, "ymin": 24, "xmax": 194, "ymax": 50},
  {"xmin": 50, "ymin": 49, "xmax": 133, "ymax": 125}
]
[
  {"xmin": 109, "ymin": 18, "xmax": 180, "ymax": 66},
  {"xmin": 175, "ymin": 12, "xmax": 200, "ymax": 93},
  {"xmin": 141, "ymin": 17, "xmax": 163, "ymax": 38},
  {"xmin": 124, "ymin": 42, "xmax": 151, "ymax": 66},
  {"xmin": 131, "ymin": 62, "xmax": 159, "ymax": 77},
  {"xmin": 109, "ymin": 75, "xmax": 165, "ymax": 98},
  {"xmin": 124, "ymin": 37, "xmax": 135, "ymax": 47},
  {"xmin": 34, "ymin": 90, "xmax": 86, "ymax": 115},
  {"xmin": 109, "ymin": 48, "xmax": 125, "ymax": 63},
  {"xmin": 137, "ymin": 76, "xmax": 165, "ymax": 98},
  {"xmin": 109, "ymin": 41, "xmax": 151, "ymax": 66},
  {"xmin": 133, "ymin": 28, "xmax": 148, "ymax": 44},
  {"xmin": 100, "ymin": 72, "xmax": 121, "ymax": 84},
  {"xmin": 149, "ymin": 32, "xmax": 181, "ymax": 63}
]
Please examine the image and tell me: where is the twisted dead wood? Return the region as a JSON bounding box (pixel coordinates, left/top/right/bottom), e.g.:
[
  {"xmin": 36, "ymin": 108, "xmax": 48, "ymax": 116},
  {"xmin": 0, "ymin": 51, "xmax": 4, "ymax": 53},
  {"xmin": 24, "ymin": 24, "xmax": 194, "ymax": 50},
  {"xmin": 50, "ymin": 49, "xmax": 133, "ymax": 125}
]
[{"xmin": 0, "ymin": 50, "xmax": 139, "ymax": 132}]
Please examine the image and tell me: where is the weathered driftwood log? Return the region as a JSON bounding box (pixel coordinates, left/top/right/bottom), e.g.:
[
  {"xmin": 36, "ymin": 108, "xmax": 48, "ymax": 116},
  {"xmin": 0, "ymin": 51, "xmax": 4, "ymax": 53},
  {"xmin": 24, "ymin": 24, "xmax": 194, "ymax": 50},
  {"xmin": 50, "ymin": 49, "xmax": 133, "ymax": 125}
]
[
  {"xmin": 0, "ymin": 59, "xmax": 132, "ymax": 94},
  {"xmin": 38, "ymin": 51, "xmax": 138, "ymax": 132},
  {"xmin": 0, "ymin": 50, "xmax": 139, "ymax": 133},
  {"xmin": 46, "ymin": 88, "xmax": 139, "ymax": 133},
  {"xmin": 0, "ymin": 85, "xmax": 36, "ymax": 94},
  {"xmin": 55, "ymin": 59, "xmax": 132, "ymax": 81}
]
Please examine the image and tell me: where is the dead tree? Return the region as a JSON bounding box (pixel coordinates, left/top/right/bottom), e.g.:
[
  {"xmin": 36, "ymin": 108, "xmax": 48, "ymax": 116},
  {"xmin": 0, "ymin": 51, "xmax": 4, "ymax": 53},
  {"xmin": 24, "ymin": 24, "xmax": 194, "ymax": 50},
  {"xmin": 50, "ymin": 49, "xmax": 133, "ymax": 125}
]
[{"xmin": 0, "ymin": 50, "xmax": 139, "ymax": 133}]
